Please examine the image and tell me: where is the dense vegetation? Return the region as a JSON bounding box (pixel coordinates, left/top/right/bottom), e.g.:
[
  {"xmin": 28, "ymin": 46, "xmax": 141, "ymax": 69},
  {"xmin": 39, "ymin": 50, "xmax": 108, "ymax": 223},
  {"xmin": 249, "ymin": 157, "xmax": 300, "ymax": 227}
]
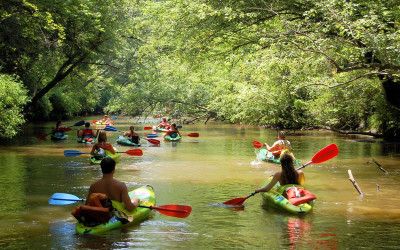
[{"xmin": 1, "ymin": 0, "xmax": 400, "ymax": 139}]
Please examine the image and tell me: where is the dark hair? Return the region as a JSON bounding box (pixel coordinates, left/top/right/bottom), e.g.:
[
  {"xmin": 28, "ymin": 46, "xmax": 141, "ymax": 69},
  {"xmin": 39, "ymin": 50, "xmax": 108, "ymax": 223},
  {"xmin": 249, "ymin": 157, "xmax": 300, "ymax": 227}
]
[
  {"xmin": 85, "ymin": 122, "xmax": 90, "ymax": 127},
  {"xmin": 278, "ymin": 131, "xmax": 286, "ymax": 139},
  {"xmin": 98, "ymin": 131, "xmax": 107, "ymax": 142},
  {"xmin": 129, "ymin": 126, "xmax": 134, "ymax": 131},
  {"xmin": 101, "ymin": 158, "xmax": 116, "ymax": 174},
  {"xmin": 56, "ymin": 120, "xmax": 61, "ymax": 128},
  {"xmin": 280, "ymin": 153, "xmax": 298, "ymax": 185}
]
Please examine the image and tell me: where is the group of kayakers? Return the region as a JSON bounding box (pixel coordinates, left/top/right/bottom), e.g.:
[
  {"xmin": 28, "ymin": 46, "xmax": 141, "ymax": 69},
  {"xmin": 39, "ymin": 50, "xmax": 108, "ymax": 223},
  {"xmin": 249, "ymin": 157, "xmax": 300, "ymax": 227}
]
[{"xmin": 53, "ymin": 116, "xmax": 311, "ymax": 227}]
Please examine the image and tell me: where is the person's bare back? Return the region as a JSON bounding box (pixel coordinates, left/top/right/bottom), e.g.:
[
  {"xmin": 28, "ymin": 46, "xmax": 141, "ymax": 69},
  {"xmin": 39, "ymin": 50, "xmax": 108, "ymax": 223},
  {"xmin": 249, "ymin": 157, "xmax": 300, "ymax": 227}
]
[{"xmin": 86, "ymin": 158, "xmax": 139, "ymax": 211}]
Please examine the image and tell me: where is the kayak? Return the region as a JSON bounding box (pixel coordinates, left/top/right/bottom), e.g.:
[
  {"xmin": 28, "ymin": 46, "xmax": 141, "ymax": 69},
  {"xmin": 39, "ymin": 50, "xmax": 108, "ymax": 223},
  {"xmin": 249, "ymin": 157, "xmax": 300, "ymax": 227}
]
[
  {"xmin": 117, "ymin": 135, "xmax": 141, "ymax": 147},
  {"xmin": 51, "ymin": 132, "xmax": 68, "ymax": 140},
  {"xmin": 153, "ymin": 126, "xmax": 169, "ymax": 132},
  {"xmin": 77, "ymin": 136, "xmax": 97, "ymax": 144},
  {"xmin": 258, "ymin": 149, "xmax": 300, "ymax": 165},
  {"xmin": 75, "ymin": 185, "xmax": 156, "ymax": 234},
  {"xmin": 89, "ymin": 147, "xmax": 120, "ymax": 164},
  {"xmin": 164, "ymin": 132, "xmax": 181, "ymax": 141},
  {"xmin": 95, "ymin": 121, "xmax": 115, "ymax": 126},
  {"xmin": 260, "ymin": 176, "xmax": 316, "ymax": 214}
]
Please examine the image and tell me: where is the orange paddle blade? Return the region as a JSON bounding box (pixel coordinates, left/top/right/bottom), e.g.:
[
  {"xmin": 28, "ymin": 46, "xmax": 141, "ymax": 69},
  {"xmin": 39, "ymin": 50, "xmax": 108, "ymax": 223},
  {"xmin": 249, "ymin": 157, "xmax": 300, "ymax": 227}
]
[
  {"xmin": 144, "ymin": 127, "xmax": 153, "ymax": 130},
  {"xmin": 146, "ymin": 138, "xmax": 160, "ymax": 145},
  {"xmin": 140, "ymin": 204, "xmax": 192, "ymax": 218},
  {"xmin": 311, "ymin": 143, "xmax": 339, "ymax": 163},
  {"xmin": 122, "ymin": 149, "xmax": 143, "ymax": 156},
  {"xmin": 253, "ymin": 141, "xmax": 263, "ymax": 148},
  {"xmin": 92, "ymin": 120, "xmax": 98, "ymax": 123},
  {"xmin": 186, "ymin": 133, "xmax": 199, "ymax": 137}
]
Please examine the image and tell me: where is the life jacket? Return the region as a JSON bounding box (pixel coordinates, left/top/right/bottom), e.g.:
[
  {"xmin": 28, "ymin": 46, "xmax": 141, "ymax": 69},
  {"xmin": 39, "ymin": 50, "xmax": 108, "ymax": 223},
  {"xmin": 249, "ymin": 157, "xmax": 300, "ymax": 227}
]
[
  {"xmin": 82, "ymin": 129, "xmax": 94, "ymax": 136},
  {"xmin": 159, "ymin": 123, "xmax": 170, "ymax": 129},
  {"xmin": 96, "ymin": 144, "xmax": 114, "ymax": 152},
  {"xmin": 130, "ymin": 134, "xmax": 140, "ymax": 144},
  {"xmin": 71, "ymin": 193, "xmax": 114, "ymax": 227},
  {"xmin": 286, "ymin": 187, "xmax": 317, "ymax": 206}
]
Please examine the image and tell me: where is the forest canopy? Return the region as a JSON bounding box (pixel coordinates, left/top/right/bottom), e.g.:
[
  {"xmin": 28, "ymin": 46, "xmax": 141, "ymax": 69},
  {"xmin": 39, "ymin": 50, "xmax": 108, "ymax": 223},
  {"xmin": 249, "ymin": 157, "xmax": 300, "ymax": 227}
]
[{"xmin": 1, "ymin": 0, "xmax": 400, "ymax": 139}]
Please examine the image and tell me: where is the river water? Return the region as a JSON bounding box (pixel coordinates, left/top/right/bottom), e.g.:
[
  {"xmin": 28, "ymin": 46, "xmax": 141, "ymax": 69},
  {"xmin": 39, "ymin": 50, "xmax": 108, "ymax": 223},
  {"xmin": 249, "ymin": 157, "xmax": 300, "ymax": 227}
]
[{"xmin": 0, "ymin": 117, "xmax": 400, "ymax": 249}]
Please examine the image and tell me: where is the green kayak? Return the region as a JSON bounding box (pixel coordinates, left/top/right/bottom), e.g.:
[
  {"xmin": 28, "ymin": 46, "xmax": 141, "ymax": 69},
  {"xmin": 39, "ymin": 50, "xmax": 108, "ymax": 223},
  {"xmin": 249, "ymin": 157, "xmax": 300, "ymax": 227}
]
[
  {"xmin": 164, "ymin": 132, "xmax": 181, "ymax": 141},
  {"xmin": 75, "ymin": 185, "xmax": 156, "ymax": 234},
  {"xmin": 77, "ymin": 136, "xmax": 97, "ymax": 144},
  {"xmin": 89, "ymin": 147, "xmax": 120, "ymax": 164},
  {"xmin": 51, "ymin": 132, "xmax": 68, "ymax": 140},
  {"xmin": 258, "ymin": 149, "xmax": 299, "ymax": 165},
  {"xmin": 260, "ymin": 176, "xmax": 316, "ymax": 214},
  {"xmin": 116, "ymin": 135, "xmax": 141, "ymax": 146}
]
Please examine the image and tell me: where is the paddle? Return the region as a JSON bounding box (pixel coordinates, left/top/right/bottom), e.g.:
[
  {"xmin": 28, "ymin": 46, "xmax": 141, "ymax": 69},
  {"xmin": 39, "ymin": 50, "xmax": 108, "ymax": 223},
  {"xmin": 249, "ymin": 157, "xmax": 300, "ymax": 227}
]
[
  {"xmin": 223, "ymin": 143, "xmax": 339, "ymax": 206},
  {"xmin": 104, "ymin": 126, "xmax": 160, "ymax": 145},
  {"xmin": 253, "ymin": 140, "xmax": 263, "ymax": 148},
  {"xmin": 144, "ymin": 125, "xmax": 182, "ymax": 130},
  {"xmin": 48, "ymin": 193, "xmax": 192, "ymax": 218},
  {"xmin": 64, "ymin": 149, "xmax": 143, "ymax": 157},
  {"xmin": 36, "ymin": 120, "xmax": 85, "ymax": 140},
  {"xmin": 146, "ymin": 133, "xmax": 199, "ymax": 138}
]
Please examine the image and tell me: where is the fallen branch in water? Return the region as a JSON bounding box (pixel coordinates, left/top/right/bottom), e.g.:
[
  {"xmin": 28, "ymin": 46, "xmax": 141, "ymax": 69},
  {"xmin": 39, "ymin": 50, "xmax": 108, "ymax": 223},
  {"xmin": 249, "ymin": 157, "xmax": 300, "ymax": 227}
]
[
  {"xmin": 371, "ymin": 159, "xmax": 389, "ymax": 174},
  {"xmin": 348, "ymin": 170, "xmax": 364, "ymax": 196}
]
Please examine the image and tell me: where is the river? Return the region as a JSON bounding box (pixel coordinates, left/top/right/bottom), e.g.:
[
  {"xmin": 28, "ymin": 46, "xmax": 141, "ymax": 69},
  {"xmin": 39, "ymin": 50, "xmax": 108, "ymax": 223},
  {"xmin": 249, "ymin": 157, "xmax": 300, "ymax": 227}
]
[{"xmin": 0, "ymin": 116, "xmax": 399, "ymax": 249}]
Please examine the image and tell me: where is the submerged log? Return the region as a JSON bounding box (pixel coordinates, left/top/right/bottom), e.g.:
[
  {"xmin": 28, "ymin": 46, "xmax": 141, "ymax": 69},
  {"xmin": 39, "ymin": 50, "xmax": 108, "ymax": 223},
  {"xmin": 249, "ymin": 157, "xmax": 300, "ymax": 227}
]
[{"xmin": 348, "ymin": 170, "xmax": 364, "ymax": 196}]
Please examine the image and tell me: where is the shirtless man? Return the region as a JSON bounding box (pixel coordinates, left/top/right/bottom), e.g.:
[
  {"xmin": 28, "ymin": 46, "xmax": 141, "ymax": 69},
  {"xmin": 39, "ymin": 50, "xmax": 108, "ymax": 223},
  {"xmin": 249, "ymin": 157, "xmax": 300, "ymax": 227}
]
[{"xmin": 85, "ymin": 158, "xmax": 139, "ymax": 211}]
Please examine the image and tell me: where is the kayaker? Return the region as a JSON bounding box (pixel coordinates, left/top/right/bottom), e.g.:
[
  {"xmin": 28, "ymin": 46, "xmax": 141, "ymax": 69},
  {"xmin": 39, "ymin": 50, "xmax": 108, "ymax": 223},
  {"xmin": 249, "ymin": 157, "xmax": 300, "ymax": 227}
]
[
  {"xmin": 124, "ymin": 126, "xmax": 140, "ymax": 144},
  {"xmin": 162, "ymin": 123, "xmax": 181, "ymax": 139},
  {"xmin": 52, "ymin": 120, "xmax": 67, "ymax": 135},
  {"xmin": 78, "ymin": 122, "xmax": 98, "ymax": 140},
  {"xmin": 101, "ymin": 115, "xmax": 112, "ymax": 124},
  {"xmin": 85, "ymin": 158, "xmax": 140, "ymax": 211},
  {"xmin": 264, "ymin": 131, "xmax": 292, "ymax": 157},
  {"xmin": 157, "ymin": 117, "xmax": 170, "ymax": 129},
  {"xmin": 254, "ymin": 153, "xmax": 304, "ymax": 194},
  {"xmin": 90, "ymin": 131, "xmax": 116, "ymax": 155}
]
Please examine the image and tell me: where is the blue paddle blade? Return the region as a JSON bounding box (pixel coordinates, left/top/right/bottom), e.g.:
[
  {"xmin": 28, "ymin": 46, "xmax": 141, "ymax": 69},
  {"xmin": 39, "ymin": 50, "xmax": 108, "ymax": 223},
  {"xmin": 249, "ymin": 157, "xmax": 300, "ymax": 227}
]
[
  {"xmin": 147, "ymin": 134, "xmax": 158, "ymax": 138},
  {"xmin": 177, "ymin": 125, "xmax": 182, "ymax": 129},
  {"xmin": 64, "ymin": 150, "xmax": 85, "ymax": 157},
  {"xmin": 105, "ymin": 125, "xmax": 119, "ymax": 131},
  {"xmin": 72, "ymin": 120, "xmax": 85, "ymax": 127},
  {"xmin": 49, "ymin": 193, "xmax": 83, "ymax": 205},
  {"xmin": 111, "ymin": 117, "xmax": 118, "ymax": 120}
]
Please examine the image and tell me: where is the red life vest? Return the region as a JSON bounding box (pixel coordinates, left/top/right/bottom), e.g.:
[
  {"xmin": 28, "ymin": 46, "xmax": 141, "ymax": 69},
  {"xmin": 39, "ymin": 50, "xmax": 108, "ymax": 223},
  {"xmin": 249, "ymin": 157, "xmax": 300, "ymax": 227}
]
[
  {"xmin": 71, "ymin": 193, "xmax": 114, "ymax": 225},
  {"xmin": 82, "ymin": 129, "xmax": 94, "ymax": 136},
  {"xmin": 286, "ymin": 187, "xmax": 316, "ymax": 206}
]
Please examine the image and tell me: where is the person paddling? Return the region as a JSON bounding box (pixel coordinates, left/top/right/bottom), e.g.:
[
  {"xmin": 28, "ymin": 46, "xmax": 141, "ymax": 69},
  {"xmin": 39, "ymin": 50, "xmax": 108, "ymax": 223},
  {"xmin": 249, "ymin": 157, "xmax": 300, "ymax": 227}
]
[
  {"xmin": 157, "ymin": 117, "xmax": 170, "ymax": 129},
  {"xmin": 254, "ymin": 153, "xmax": 305, "ymax": 194},
  {"xmin": 162, "ymin": 123, "xmax": 181, "ymax": 139},
  {"xmin": 78, "ymin": 122, "xmax": 98, "ymax": 142},
  {"xmin": 124, "ymin": 126, "xmax": 140, "ymax": 144},
  {"xmin": 86, "ymin": 158, "xmax": 140, "ymax": 210},
  {"xmin": 90, "ymin": 131, "xmax": 116, "ymax": 158},
  {"xmin": 264, "ymin": 131, "xmax": 292, "ymax": 157}
]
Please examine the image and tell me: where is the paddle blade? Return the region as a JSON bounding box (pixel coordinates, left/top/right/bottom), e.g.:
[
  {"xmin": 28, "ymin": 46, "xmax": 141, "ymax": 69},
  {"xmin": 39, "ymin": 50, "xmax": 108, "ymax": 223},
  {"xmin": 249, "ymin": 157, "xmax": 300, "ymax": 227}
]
[
  {"xmin": 253, "ymin": 141, "xmax": 263, "ymax": 148},
  {"xmin": 146, "ymin": 205, "xmax": 192, "ymax": 218},
  {"xmin": 72, "ymin": 120, "xmax": 85, "ymax": 127},
  {"xmin": 36, "ymin": 133, "xmax": 49, "ymax": 140},
  {"xmin": 104, "ymin": 125, "xmax": 119, "ymax": 131},
  {"xmin": 64, "ymin": 150, "xmax": 86, "ymax": 157},
  {"xmin": 145, "ymin": 138, "xmax": 160, "ymax": 145},
  {"xmin": 223, "ymin": 197, "xmax": 247, "ymax": 206},
  {"xmin": 49, "ymin": 193, "xmax": 83, "ymax": 205},
  {"xmin": 123, "ymin": 149, "xmax": 143, "ymax": 156},
  {"xmin": 92, "ymin": 120, "xmax": 98, "ymax": 123},
  {"xmin": 57, "ymin": 127, "xmax": 73, "ymax": 132},
  {"xmin": 186, "ymin": 133, "xmax": 199, "ymax": 137},
  {"xmin": 144, "ymin": 127, "xmax": 153, "ymax": 130},
  {"xmin": 147, "ymin": 134, "xmax": 158, "ymax": 138},
  {"xmin": 311, "ymin": 143, "xmax": 339, "ymax": 164},
  {"xmin": 111, "ymin": 117, "xmax": 118, "ymax": 120}
]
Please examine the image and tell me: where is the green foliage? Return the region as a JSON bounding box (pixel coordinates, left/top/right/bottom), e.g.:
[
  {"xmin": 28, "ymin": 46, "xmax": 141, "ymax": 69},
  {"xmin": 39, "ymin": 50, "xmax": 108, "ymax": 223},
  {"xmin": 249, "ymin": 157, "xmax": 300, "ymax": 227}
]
[{"xmin": 0, "ymin": 74, "xmax": 28, "ymax": 138}]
